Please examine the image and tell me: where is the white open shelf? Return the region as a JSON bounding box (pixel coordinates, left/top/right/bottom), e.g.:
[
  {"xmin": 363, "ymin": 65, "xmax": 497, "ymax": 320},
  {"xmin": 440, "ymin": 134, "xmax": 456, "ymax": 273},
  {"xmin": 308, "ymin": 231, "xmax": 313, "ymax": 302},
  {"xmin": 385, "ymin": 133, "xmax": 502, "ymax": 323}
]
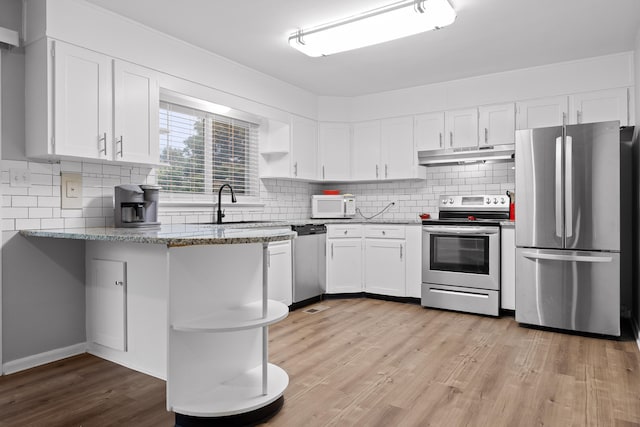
[
  {"xmin": 170, "ymin": 363, "xmax": 288, "ymax": 417},
  {"xmin": 171, "ymin": 300, "xmax": 289, "ymax": 333}
]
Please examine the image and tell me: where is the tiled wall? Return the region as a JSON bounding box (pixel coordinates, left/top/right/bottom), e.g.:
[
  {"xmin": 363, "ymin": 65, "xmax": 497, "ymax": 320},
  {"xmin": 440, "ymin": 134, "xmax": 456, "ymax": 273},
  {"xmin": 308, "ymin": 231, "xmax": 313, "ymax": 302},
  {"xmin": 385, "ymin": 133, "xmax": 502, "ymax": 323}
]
[
  {"xmin": 1, "ymin": 160, "xmax": 514, "ymax": 231},
  {"xmin": 323, "ymin": 162, "xmax": 515, "ymax": 221}
]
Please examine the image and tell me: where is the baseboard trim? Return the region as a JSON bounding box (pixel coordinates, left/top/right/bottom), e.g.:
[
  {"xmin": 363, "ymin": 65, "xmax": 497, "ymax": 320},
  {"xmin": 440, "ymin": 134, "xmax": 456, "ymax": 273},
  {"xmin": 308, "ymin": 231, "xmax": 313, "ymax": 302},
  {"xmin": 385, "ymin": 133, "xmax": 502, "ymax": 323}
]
[
  {"xmin": 632, "ymin": 318, "xmax": 640, "ymax": 353},
  {"xmin": 2, "ymin": 342, "xmax": 87, "ymax": 375}
]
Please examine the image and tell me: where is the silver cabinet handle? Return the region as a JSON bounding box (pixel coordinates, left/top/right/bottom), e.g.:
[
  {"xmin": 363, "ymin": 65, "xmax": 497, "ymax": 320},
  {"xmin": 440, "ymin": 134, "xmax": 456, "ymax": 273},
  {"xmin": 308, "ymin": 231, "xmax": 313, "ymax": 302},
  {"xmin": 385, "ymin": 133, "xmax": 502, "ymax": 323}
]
[
  {"xmin": 400, "ymin": 244, "xmax": 403, "ymax": 260},
  {"xmin": 116, "ymin": 136, "xmax": 123, "ymax": 157},
  {"xmin": 267, "ymin": 250, "xmax": 271, "ymax": 268},
  {"xmin": 99, "ymin": 132, "xmax": 107, "ymax": 155},
  {"xmin": 484, "ymin": 128, "xmax": 488, "ymax": 144},
  {"xmin": 294, "ymin": 161, "xmax": 298, "ymax": 176},
  {"xmin": 577, "ymin": 110, "xmax": 582, "ymax": 124},
  {"xmin": 375, "ymin": 164, "xmax": 379, "ymax": 178},
  {"xmin": 449, "ymin": 131, "xmax": 453, "ymax": 147},
  {"xmin": 439, "ymin": 132, "xmax": 443, "ymax": 147},
  {"xmin": 343, "ymin": 230, "xmax": 348, "ymax": 235},
  {"xmin": 562, "ymin": 112, "xmax": 567, "ymax": 126},
  {"xmin": 382, "ymin": 230, "xmax": 386, "ymax": 236},
  {"xmin": 114, "ymin": 281, "xmax": 123, "ymax": 286},
  {"xmin": 322, "ymin": 165, "xmax": 325, "ymax": 180},
  {"xmin": 331, "ymin": 242, "xmax": 334, "ymax": 258},
  {"xmin": 385, "ymin": 164, "xmax": 388, "ymax": 178}
]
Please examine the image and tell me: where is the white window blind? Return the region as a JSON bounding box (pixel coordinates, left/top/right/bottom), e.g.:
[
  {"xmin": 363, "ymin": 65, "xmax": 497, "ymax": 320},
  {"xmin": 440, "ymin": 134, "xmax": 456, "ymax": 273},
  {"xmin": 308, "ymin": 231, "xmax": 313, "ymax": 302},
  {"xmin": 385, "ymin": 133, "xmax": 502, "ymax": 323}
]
[{"xmin": 158, "ymin": 101, "xmax": 259, "ymax": 198}]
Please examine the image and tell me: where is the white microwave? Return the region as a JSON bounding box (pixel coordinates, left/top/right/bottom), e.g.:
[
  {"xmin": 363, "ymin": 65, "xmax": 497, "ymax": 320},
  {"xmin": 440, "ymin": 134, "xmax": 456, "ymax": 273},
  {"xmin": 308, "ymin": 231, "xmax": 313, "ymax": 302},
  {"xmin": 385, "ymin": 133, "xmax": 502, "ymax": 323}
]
[{"xmin": 312, "ymin": 195, "xmax": 356, "ymax": 218}]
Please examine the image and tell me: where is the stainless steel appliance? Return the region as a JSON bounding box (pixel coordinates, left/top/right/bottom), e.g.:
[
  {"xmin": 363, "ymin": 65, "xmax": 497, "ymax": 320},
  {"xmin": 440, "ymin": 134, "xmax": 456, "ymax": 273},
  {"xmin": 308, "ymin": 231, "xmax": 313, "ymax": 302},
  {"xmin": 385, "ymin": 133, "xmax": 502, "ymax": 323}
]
[
  {"xmin": 515, "ymin": 122, "xmax": 634, "ymax": 336},
  {"xmin": 311, "ymin": 195, "xmax": 356, "ymax": 219},
  {"xmin": 291, "ymin": 224, "xmax": 326, "ymax": 306},
  {"xmin": 421, "ymin": 195, "xmax": 510, "ymax": 316},
  {"xmin": 114, "ymin": 184, "xmax": 161, "ymax": 228}
]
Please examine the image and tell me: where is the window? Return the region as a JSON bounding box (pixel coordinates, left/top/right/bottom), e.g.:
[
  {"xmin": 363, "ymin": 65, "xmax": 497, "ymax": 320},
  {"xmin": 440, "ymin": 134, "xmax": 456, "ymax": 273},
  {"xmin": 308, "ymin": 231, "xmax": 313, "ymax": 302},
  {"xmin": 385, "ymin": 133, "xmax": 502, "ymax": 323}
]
[{"xmin": 158, "ymin": 100, "xmax": 259, "ymax": 199}]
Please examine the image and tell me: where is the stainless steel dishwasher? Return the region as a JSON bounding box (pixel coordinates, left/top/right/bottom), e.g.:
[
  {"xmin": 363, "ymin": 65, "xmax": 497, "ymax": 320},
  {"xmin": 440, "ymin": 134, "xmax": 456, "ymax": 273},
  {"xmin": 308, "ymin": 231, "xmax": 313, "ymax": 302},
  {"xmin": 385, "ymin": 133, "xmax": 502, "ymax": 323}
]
[{"xmin": 291, "ymin": 224, "xmax": 326, "ymax": 306}]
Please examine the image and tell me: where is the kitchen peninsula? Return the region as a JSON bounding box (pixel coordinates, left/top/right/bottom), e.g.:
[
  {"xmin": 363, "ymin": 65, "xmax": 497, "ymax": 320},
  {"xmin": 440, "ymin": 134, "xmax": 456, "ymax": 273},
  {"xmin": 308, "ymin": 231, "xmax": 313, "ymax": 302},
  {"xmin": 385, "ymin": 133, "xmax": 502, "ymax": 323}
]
[{"xmin": 20, "ymin": 224, "xmax": 296, "ymax": 425}]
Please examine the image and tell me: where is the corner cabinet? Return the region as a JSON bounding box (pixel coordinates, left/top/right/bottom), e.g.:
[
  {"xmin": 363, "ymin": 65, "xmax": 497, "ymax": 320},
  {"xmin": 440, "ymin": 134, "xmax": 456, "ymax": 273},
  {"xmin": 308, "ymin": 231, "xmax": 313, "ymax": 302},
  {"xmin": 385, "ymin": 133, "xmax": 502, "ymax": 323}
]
[{"xmin": 26, "ymin": 38, "xmax": 160, "ymax": 165}]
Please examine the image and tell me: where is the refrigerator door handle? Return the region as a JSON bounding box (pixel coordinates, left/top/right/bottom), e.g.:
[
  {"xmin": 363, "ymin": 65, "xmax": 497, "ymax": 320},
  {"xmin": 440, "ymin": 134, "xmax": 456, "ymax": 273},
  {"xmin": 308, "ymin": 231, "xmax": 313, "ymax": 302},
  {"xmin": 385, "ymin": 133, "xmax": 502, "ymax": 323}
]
[
  {"xmin": 565, "ymin": 136, "xmax": 573, "ymax": 238},
  {"xmin": 555, "ymin": 137, "xmax": 563, "ymax": 238},
  {"xmin": 520, "ymin": 251, "xmax": 613, "ymax": 263}
]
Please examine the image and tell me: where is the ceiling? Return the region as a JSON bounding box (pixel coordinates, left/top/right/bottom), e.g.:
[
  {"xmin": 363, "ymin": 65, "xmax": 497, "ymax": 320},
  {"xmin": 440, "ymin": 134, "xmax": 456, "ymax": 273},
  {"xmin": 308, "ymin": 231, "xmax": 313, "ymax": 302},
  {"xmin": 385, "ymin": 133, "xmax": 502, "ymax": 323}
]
[{"xmin": 84, "ymin": 0, "xmax": 640, "ymax": 97}]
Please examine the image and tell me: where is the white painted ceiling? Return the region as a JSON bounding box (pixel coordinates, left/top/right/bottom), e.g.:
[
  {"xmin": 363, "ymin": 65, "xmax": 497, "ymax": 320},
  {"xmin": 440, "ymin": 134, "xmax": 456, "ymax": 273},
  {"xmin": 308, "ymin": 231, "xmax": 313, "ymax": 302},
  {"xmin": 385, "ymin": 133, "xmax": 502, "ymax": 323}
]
[{"xmin": 84, "ymin": 0, "xmax": 640, "ymax": 97}]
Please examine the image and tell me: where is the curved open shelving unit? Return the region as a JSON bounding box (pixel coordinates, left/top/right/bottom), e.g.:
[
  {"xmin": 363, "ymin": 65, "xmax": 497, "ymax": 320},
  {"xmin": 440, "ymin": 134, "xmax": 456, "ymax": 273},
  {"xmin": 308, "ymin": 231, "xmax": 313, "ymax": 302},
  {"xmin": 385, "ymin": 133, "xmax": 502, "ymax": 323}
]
[
  {"xmin": 171, "ymin": 363, "xmax": 288, "ymax": 417},
  {"xmin": 171, "ymin": 300, "xmax": 289, "ymax": 333}
]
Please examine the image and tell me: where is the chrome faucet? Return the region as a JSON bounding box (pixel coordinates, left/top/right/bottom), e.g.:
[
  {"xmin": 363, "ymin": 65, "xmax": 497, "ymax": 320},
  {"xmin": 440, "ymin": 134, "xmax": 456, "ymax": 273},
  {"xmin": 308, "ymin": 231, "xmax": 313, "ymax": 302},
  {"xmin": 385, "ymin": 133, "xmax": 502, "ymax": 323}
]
[{"xmin": 217, "ymin": 184, "xmax": 237, "ymax": 224}]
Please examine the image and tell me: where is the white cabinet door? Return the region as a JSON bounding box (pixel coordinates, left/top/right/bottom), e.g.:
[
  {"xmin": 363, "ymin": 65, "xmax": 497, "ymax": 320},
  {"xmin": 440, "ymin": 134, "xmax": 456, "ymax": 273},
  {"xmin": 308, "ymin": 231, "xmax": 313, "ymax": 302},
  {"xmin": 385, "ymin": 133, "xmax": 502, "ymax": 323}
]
[
  {"xmin": 88, "ymin": 259, "xmax": 127, "ymax": 351},
  {"xmin": 53, "ymin": 41, "xmax": 112, "ymax": 159},
  {"xmin": 381, "ymin": 116, "xmax": 415, "ymax": 180},
  {"xmin": 351, "ymin": 120, "xmax": 381, "ymax": 180},
  {"xmin": 113, "ymin": 60, "xmax": 160, "ymax": 164},
  {"xmin": 364, "ymin": 239, "xmax": 405, "ymax": 297},
  {"xmin": 569, "ymin": 88, "xmax": 628, "ymax": 126},
  {"xmin": 268, "ymin": 241, "xmax": 292, "ymax": 306},
  {"xmin": 500, "ymin": 226, "xmax": 515, "ymax": 310},
  {"xmin": 414, "ymin": 112, "xmax": 445, "ymax": 151},
  {"xmin": 516, "ymin": 96, "xmax": 568, "ymax": 129},
  {"xmin": 326, "ymin": 238, "xmax": 362, "ymax": 293},
  {"xmin": 290, "ymin": 115, "xmax": 318, "ymax": 180},
  {"xmin": 445, "ymin": 108, "xmax": 478, "ymax": 149},
  {"xmin": 318, "ymin": 122, "xmax": 350, "ymax": 181},
  {"xmin": 478, "ymin": 103, "xmax": 515, "ymax": 147}
]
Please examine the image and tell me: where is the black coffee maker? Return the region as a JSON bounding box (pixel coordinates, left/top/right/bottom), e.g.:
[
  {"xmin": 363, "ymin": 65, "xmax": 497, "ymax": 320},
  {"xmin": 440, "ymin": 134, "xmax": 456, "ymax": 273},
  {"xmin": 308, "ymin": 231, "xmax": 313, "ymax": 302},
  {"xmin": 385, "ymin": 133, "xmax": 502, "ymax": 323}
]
[{"xmin": 114, "ymin": 184, "xmax": 161, "ymax": 228}]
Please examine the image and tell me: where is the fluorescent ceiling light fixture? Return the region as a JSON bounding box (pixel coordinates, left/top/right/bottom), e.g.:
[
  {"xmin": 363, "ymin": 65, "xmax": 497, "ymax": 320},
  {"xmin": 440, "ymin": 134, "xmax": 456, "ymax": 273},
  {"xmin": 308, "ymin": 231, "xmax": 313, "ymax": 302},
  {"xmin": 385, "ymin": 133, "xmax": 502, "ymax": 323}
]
[{"xmin": 288, "ymin": 0, "xmax": 456, "ymax": 57}]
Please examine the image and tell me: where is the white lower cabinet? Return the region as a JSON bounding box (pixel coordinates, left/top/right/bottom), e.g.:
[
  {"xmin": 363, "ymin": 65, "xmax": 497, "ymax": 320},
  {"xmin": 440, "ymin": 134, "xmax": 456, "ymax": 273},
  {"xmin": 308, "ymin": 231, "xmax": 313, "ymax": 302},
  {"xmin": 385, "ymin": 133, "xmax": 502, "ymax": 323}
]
[
  {"xmin": 364, "ymin": 239, "xmax": 405, "ymax": 296},
  {"xmin": 87, "ymin": 258, "xmax": 127, "ymax": 352},
  {"xmin": 501, "ymin": 225, "xmax": 516, "ymax": 310},
  {"xmin": 267, "ymin": 240, "xmax": 293, "ymax": 306},
  {"xmin": 326, "ymin": 224, "xmax": 421, "ymax": 298}
]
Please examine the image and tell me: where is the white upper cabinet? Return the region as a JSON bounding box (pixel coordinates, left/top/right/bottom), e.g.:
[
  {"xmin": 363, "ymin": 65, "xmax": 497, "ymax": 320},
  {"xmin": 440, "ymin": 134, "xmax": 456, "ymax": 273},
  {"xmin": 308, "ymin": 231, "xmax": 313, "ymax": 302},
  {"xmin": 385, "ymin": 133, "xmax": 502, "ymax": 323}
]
[
  {"xmin": 478, "ymin": 103, "xmax": 516, "ymax": 146},
  {"xmin": 52, "ymin": 41, "xmax": 112, "ymax": 159},
  {"xmin": 569, "ymin": 88, "xmax": 628, "ymax": 126},
  {"xmin": 26, "ymin": 39, "xmax": 161, "ymax": 165},
  {"xmin": 290, "ymin": 115, "xmax": 318, "ymax": 180},
  {"xmin": 516, "ymin": 96, "xmax": 569, "ymax": 129},
  {"xmin": 113, "ymin": 61, "xmax": 160, "ymax": 164},
  {"xmin": 318, "ymin": 122, "xmax": 350, "ymax": 181},
  {"xmin": 445, "ymin": 108, "xmax": 479, "ymax": 149},
  {"xmin": 351, "ymin": 120, "xmax": 381, "ymax": 180},
  {"xmin": 414, "ymin": 112, "xmax": 445, "ymax": 152},
  {"xmin": 380, "ymin": 116, "xmax": 415, "ymax": 180}
]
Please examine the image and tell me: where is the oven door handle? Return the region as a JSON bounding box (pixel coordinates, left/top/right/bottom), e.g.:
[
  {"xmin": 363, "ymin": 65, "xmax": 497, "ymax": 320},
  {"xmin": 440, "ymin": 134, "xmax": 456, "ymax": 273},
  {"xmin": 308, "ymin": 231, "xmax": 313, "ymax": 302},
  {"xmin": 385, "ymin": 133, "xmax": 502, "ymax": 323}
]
[{"xmin": 422, "ymin": 226, "xmax": 499, "ymax": 235}]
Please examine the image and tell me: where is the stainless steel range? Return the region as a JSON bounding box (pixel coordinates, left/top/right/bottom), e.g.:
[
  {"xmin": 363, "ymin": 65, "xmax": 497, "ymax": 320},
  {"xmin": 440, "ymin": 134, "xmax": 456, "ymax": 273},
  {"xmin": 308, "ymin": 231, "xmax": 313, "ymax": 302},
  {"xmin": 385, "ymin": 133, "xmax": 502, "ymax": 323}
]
[{"xmin": 421, "ymin": 194, "xmax": 510, "ymax": 316}]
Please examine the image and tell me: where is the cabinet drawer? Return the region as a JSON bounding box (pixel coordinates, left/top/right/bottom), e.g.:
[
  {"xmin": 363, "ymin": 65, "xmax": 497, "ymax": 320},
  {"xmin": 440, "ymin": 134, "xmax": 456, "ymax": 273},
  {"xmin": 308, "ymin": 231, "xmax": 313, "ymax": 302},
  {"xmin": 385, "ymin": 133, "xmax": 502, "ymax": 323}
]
[
  {"xmin": 364, "ymin": 225, "xmax": 405, "ymax": 239},
  {"xmin": 327, "ymin": 224, "xmax": 362, "ymax": 238}
]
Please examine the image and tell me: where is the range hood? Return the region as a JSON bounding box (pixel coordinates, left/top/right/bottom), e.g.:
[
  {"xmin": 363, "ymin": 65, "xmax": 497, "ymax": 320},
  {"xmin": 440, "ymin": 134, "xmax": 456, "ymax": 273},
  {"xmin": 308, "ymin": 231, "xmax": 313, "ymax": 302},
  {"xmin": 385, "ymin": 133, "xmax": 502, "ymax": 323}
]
[
  {"xmin": 418, "ymin": 144, "xmax": 515, "ymax": 166},
  {"xmin": 0, "ymin": 26, "xmax": 19, "ymax": 50}
]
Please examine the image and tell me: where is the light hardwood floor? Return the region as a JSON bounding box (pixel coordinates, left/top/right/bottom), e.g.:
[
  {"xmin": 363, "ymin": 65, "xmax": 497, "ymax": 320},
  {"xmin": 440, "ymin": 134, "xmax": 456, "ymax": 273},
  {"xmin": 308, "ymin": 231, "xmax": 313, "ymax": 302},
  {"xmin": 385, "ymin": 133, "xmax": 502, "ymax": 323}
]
[{"xmin": 1, "ymin": 298, "xmax": 639, "ymax": 426}]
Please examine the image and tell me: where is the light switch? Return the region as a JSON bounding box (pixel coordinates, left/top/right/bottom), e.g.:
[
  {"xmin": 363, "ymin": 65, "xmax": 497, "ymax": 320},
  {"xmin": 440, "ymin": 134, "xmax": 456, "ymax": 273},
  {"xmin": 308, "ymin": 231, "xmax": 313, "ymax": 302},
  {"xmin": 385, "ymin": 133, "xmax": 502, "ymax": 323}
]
[{"xmin": 61, "ymin": 173, "xmax": 83, "ymax": 209}]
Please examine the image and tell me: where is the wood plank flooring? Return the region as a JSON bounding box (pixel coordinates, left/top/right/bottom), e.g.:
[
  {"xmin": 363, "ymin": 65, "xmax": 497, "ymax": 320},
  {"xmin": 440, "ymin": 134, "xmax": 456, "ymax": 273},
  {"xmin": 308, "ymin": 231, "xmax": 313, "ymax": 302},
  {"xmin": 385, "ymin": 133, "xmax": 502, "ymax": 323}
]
[{"xmin": 1, "ymin": 298, "xmax": 640, "ymax": 426}]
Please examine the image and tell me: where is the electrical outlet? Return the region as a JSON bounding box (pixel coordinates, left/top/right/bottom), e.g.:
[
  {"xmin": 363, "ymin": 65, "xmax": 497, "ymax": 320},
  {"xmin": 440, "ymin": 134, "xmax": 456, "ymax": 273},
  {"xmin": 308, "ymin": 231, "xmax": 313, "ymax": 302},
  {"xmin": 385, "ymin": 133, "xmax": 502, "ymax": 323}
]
[
  {"xmin": 10, "ymin": 168, "xmax": 31, "ymax": 187},
  {"xmin": 61, "ymin": 173, "xmax": 83, "ymax": 209}
]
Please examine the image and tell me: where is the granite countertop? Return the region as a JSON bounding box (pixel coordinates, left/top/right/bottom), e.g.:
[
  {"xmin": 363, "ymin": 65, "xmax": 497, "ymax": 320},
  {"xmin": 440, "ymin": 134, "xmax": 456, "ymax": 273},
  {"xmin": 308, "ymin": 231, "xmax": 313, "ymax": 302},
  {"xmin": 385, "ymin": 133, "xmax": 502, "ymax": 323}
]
[{"xmin": 19, "ymin": 224, "xmax": 296, "ymax": 247}]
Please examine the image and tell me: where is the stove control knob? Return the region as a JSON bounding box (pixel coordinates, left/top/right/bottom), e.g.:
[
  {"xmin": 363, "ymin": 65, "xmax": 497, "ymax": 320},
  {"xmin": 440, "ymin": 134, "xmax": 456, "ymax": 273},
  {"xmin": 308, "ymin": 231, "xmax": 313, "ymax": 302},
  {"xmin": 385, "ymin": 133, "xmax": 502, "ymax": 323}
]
[
  {"xmin": 485, "ymin": 198, "xmax": 490, "ymax": 204},
  {"xmin": 449, "ymin": 198, "xmax": 454, "ymax": 204},
  {"xmin": 442, "ymin": 199, "xmax": 447, "ymax": 204},
  {"xmin": 493, "ymin": 198, "xmax": 498, "ymax": 204}
]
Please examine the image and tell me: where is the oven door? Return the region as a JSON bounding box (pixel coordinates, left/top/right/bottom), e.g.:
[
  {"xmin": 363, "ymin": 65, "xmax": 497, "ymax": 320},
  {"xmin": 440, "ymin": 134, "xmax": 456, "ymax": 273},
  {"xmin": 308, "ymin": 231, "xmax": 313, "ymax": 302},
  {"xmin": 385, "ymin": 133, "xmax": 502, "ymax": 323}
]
[{"xmin": 422, "ymin": 225, "xmax": 500, "ymax": 290}]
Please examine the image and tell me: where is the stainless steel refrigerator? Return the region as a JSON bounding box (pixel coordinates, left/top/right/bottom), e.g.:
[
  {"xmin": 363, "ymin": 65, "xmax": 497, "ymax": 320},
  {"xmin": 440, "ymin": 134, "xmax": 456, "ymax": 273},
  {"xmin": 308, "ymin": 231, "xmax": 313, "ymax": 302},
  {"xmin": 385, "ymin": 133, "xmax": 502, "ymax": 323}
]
[{"xmin": 514, "ymin": 121, "xmax": 633, "ymax": 336}]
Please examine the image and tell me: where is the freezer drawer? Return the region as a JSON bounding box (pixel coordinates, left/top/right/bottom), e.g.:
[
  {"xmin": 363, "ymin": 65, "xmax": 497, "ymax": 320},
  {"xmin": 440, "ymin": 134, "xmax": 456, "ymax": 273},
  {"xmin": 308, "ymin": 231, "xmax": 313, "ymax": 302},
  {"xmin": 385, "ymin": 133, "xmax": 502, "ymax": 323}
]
[
  {"xmin": 515, "ymin": 248, "xmax": 620, "ymax": 336},
  {"xmin": 421, "ymin": 283, "xmax": 499, "ymax": 316}
]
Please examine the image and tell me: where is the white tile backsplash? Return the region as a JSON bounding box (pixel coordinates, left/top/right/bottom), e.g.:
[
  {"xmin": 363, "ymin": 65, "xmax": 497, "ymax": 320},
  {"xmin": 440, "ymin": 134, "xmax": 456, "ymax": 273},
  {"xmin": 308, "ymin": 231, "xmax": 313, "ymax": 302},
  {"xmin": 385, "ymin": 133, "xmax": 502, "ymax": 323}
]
[{"xmin": 1, "ymin": 159, "xmax": 514, "ymax": 230}]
